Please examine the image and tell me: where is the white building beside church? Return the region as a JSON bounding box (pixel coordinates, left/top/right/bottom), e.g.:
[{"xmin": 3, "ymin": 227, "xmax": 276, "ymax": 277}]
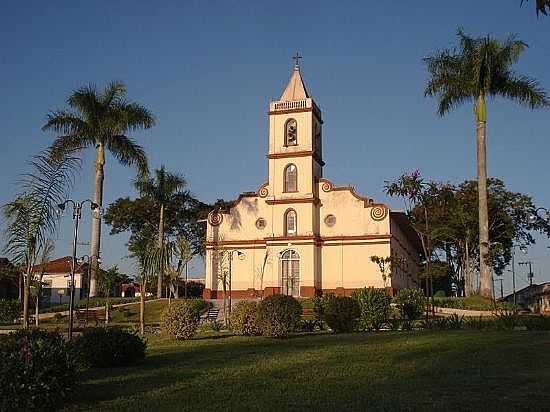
[{"xmin": 203, "ymin": 60, "xmax": 423, "ymax": 299}]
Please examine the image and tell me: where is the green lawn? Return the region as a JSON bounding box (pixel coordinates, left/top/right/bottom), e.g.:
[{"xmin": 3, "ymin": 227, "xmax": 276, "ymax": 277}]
[{"xmin": 65, "ymin": 330, "xmax": 550, "ymax": 411}]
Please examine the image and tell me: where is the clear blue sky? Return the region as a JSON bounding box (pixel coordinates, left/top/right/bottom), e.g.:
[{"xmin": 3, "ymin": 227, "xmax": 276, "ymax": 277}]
[{"xmin": 1, "ymin": 1, "xmax": 549, "ymax": 293}]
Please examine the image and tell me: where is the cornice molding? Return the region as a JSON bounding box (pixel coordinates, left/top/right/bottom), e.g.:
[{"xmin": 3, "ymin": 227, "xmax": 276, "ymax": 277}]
[
  {"xmin": 265, "ymin": 197, "xmax": 320, "ymax": 205},
  {"xmin": 267, "ymin": 150, "xmax": 325, "ymax": 166}
]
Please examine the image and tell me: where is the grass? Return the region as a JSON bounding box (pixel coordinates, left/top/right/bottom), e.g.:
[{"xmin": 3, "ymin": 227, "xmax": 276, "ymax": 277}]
[{"xmin": 65, "ymin": 330, "xmax": 550, "ymax": 411}]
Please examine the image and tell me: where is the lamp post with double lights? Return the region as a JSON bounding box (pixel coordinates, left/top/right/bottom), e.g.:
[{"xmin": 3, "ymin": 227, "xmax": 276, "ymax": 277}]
[
  {"xmin": 227, "ymin": 250, "xmax": 244, "ymax": 316},
  {"xmin": 57, "ymin": 199, "xmax": 101, "ymax": 339}
]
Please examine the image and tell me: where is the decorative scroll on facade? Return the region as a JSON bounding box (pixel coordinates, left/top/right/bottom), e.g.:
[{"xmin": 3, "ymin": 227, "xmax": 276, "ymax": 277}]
[
  {"xmin": 207, "ymin": 210, "xmax": 223, "ymax": 226},
  {"xmin": 370, "ymin": 205, "xmax": 388, "ymax": 221}
]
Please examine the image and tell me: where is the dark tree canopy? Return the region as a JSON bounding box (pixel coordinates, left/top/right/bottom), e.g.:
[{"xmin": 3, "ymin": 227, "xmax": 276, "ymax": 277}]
[{"xmin": 104, "ymin": 192, "xmax": 212, "ymax": 257}]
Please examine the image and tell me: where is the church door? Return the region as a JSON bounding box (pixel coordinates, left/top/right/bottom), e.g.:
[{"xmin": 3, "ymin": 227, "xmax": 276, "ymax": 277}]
[{"xmin": 281, "ymin": 250, "xmax": 300, "ymax": 297}]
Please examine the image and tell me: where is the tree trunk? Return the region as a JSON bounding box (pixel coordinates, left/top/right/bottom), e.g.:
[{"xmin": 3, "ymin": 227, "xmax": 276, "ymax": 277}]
[
  {"xmin": 476, "ymin": 94, "xmax": 492, "ymax": 299},
  {"xmin": 35, "ymin": 273, "xmax": 43, "ymax": 327},
  {"xmin": 89, "ymin": 143, "xmax": 105, "ymax": 297},
  {"xmin": 464, "ymin": 240, "xmax": 472, "ymax": 296},
  {"xmin": 22, "ymin": 260, "xmax": 33, "ymax": 328},
  {"xmin": 140, "ymin": 277, "xmax": 146, "ymax": 335},
  {"xmin": 156, "ymin": 203, "xmax": 165, "ymax": 298}
]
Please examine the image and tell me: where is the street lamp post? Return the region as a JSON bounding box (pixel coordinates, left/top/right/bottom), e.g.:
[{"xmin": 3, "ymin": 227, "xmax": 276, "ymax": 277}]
[
  {"xmin": 227, "ymin": 250, "xmax": 244, "ymax": 316},
  {"xmin": 58, "ymin": 199, "xmax": 100, "ymax": 339}
]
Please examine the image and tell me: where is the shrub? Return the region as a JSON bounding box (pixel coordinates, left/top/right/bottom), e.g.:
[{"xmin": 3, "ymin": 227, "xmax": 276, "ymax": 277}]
[
  {"xmin": 256, "ymin": 294, "xmax": 301, "ymax": 338},
  {"xmin": 0, "ymin": 299, "xmax": 20, "ymax": 325},
  {"xmin": 311, "ymin": 295, "xmax": 329, "ymax": 320},
  {"xmin": 434, "ymin": 290, "xmax": 446, "ymax": 298},
  {"xmin": 161, "ymin": 299, "xmax": 208, "ymax": 340},
  {"xmin": 523, "ymin": 315, "xmax": 550, "ymax": 331},
  {"xmin": 352, "ymin": 288, "xmax": 392, "ymax": 331},
  {"xmin": 323, "ymin": 295, "xmax": 360, "ymax": 333},
  {"xmin": 394, "ymin": 288, "xmax": 426, "ymax": 321},
  {"xmin": 230, "ymin": 300, "xmax": 260, "ymax": 336},
  {"xmin": 72, "ymin": 327, "xmax": 146, "ymax": 368},
  {"xmin": 0, "ymin": 329, "xmax": 77, "ymax": 411},
  {"xmin": 184, "ymin": 281, "xmax": 205, "ymax": 298},
  {"xmin": 494, "ymin": 309, "xmax": 521, "ymax": 330}
]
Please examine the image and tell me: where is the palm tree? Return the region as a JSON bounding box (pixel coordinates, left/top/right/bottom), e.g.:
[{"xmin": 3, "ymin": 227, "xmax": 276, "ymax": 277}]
[
  {"xmin": 135, "ymin": 166, "xmax": 186, "ymax": 298},
  {"xmin": 521, "ymin": 0, "xmax": 550, "ymax": 15},
  {"xmin": 4, "ymin": 150, "xmax": 80, "ymax": 327},
  {"xmin": 42, "ymin": 81, "xmax": 155, "ymax": 297},
  {"xmin": 424, "ymin": 28, "xmax": 548, "ymax": 298}
]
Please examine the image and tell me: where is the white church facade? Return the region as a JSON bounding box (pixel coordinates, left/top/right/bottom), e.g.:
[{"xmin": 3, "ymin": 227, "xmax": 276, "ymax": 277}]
[{"xmin": 203, "ymin": 61, "xmax": 422, "ymax": 299}]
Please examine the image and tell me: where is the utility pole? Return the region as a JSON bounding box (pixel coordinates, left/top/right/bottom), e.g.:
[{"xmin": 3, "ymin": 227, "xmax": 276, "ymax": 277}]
[
  {"xmin": 492, "ymin": 277, "xmax": 504, "ymax": 299},
  {"xmin": 519, "ymin": 261, "xmax": 534, "ymax": 286}
]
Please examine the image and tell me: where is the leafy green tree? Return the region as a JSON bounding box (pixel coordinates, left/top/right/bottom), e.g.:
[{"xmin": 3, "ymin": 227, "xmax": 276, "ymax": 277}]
[
  {"xmin": 104, "ymin": 178, "xmax": 210, "ymax": 260},
  {"xmin": 424, "ymin": 28, "xmax": 548, "ymax": 298},
  {"xmin": 409, "ymin": 178, "xmax": 550, "ymax": 296},
  {"xmin": 3, "ymin": 150, "xmax": 80, "ymax": 327},
  {"xmin": 42, "ymin": 81, "xmax": 155, "ymax": 298},
  {"xmin": 135, "ymin": 166, "xmax": 186, "ymax": 298}
]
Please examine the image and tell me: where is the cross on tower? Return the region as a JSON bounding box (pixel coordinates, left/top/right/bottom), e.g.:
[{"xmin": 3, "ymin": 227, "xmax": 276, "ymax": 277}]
[{"xmin": 292, "ymin": 52, "xmax": 302, "ymax": 67}]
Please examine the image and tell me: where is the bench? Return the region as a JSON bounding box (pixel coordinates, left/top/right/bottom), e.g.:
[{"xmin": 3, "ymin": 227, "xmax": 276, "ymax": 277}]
[
  {"xmin": 200, "ymin": 307, "xmax": 220, "ymax": 323},
  {"xmin": 74, "ymin": 309, "xmax": 110, "ymax": 326}
]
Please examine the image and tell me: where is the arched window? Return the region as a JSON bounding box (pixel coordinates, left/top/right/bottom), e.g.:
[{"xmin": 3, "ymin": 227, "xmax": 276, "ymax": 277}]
[
  {"xmin": 285, "ymin": 118, "xmax": 297, "ymax": 146},
  {"xmin": 284, "ymin": 164, "xmax": 297, "ymax": 193},
  {"xmin": 284, "ymin": 209, "xmax": 297, "ymax": 236},
  {"xmin": 281, "ymin": 249, "xmax": 300, "ymax": 297}
]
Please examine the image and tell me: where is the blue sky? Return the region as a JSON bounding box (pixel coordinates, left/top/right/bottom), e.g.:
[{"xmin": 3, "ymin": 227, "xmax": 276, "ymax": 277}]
[{"xmin": 1, "ymin": 1, "xmax": 549, "ymax": 293}]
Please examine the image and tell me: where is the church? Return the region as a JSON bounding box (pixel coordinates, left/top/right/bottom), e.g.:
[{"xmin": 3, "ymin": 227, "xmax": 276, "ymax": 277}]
[{"xmin": 203, "ymin": 59, "xmax": 423, "ymax": 299}]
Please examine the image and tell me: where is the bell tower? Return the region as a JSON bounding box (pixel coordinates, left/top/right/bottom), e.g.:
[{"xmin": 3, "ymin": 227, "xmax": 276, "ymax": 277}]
[{"xmin": 267, "ymin": 55, "xmax": 324, "ymax": 199}]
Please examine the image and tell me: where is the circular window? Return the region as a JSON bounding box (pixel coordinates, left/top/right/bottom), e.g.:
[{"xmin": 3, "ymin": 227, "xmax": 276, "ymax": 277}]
[
  {"xmin": 256, "ymin": 218, "xmax": 267, "ymax": 230},
  {"xmin": 324, "ymin": 214, "xmax": 336, "ymax": 227}
]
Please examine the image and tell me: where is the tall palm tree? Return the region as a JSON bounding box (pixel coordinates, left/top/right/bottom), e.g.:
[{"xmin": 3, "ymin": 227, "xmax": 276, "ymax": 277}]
[
  {"xmin": 424, "ymin": 28, "xmax": 548, "ymax": 298},
  {"xmin": 135, "ymin": 166, "xmax": 186, "ymax": 298},
  {"xmin": 42, "ymin": 81, "xmax": 155, "ymax": 297}
]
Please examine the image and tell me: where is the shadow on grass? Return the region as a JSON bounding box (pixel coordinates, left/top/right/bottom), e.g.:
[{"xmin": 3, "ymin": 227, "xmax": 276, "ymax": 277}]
[{"xmin": 68, "ymin": 331, "xmax": 550, "ymax": 411}]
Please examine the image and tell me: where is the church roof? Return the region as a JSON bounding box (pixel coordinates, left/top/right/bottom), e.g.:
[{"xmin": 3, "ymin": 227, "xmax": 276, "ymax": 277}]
[{"xmin": 280, "ymin": 65, "xmax": 310, "ymax": 101}]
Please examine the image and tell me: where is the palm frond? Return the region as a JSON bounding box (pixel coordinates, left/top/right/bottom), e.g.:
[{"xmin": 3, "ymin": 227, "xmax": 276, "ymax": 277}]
[
  {"xmin": 521, "ymin": 0, "xmax": 550, "ymax": 16},
  {"xmin": 67, "ymin": 83, "xmax": 101, "ymax": 117},
  {"xmin": 492, "ymin": 73, "xmax": 549, "ymax": 108},
  {"xmin": 3, "ymin": 149, "xmax": 81, "ymax": 266},
  {"xmin": 102, "ymin": 81, "xmax": 127, "ymax": 107},
  {"xmin": 106, "ymin": 135, "xmax": 148, "ymax": 176},
  {"xmin": 425, "ymin": 27, "xmax": 548, "ymax": 115},
  {"xmin": 42, "ymin": 111, "xmax": 88, "ymax": 135}
]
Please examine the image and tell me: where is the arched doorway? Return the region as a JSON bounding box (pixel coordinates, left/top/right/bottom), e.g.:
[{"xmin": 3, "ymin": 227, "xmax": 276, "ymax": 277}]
[{"xmin": 281, "ymin": 249, "xmax": 300, "ymax": 297}]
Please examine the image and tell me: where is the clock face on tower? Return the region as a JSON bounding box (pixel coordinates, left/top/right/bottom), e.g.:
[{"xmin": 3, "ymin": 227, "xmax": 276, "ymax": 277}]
[{"xmin": 286, "ymin": 119, "xmax": 297, "ymax": 146}]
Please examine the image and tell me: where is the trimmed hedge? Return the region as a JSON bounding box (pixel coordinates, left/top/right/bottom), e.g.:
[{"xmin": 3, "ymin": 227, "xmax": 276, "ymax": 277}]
[
  {"xmin": 0, "ymin": 299, "xmax": 20, "ymax": 325},
  {"xmin": 161, "ymin": 299, "xmax": 208, "ymax": 340},
  {"xmin": 230, "ymin": 300, "xmax": 260, "ymax": 336},
  {"xmin": 72, "ymin": 327, "xmax": 147, "ymax": 368},
  {"xmin": 323, "ymin": 295, "xmax": 360, "ymax": 333},
  {"xmin": 433, "ymin": 296, "xmax": 517, "ymax": 311},
  {"xmin": 352, "ymin": 288, "xmax": 392, "ymax": 331},
  {"xmin": 256, "ymin": 294, "xmax": 301, "ymax": 338},
  {"xmin": 0, "ymin": 329, "xmax": 77, "ymax": 411}
]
